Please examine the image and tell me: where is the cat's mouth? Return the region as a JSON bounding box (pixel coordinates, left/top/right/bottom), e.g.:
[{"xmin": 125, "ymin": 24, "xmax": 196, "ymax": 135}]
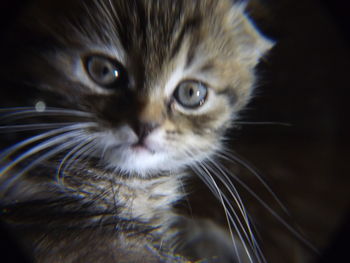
[{"xmin": 130, "ymin": 142, "xmax": 156, "ymax": 154}]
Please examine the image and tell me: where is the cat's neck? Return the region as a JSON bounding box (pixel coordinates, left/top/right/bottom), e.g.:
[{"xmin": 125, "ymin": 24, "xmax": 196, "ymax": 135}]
[
  {"xmin": 113, "ymin": 172, "xmax": 184, "ymax": 222},
  {"xmin": 2, "ymin": 167, "xmax": 185, "ymax": 231},
  {"xmin": 1, "ymin": 168, "xmax": 188, "ymax": 262},
  {"xmin": 81, "ymin": 170, "xmax": 185, "ymax": 242}
]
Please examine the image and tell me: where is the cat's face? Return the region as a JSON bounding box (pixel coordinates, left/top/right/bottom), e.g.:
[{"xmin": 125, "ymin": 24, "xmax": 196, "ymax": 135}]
[{"xmin": 13, "ymin": 0, "xmax": 271, "ymax": 176}]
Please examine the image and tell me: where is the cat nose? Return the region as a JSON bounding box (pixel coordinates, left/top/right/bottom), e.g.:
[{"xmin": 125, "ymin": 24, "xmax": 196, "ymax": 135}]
[{"xmin": 133, "ymin": 122, "xmax": 159, "ymax": 142}]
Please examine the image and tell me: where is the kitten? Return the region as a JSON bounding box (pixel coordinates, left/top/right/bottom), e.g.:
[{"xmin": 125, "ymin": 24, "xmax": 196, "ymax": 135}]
[{"xmin": 0, "ymin": 0, "xmax": 272, "ymax": 262}]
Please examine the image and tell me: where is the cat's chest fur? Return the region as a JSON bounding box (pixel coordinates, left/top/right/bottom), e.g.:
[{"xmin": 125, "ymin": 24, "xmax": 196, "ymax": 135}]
[{"xmin": 2, "ymin": 168, "xmax": 185, "ymax": 263}]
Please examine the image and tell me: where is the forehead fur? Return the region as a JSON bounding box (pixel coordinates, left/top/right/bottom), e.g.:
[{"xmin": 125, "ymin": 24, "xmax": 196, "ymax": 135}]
[
  {"xmin": 19, "ymin": 0, "xmax": 272, "ymax": 114},
  {"xmin": 28, "ymin": 0, "xmax": 271, "ymax": 67}
]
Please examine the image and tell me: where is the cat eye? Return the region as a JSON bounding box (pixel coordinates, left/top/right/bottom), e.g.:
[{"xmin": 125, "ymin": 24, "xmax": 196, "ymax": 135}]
[
  {"xmin": 84, "ymin": 55, "xmax": 128, "ymax": 89},
  {"xmin": 174, "ymin": 81, "xmax": 208, "ymax": 108}
]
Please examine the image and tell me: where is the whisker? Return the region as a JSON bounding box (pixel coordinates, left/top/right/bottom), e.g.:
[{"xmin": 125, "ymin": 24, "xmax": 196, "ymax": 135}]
[
  {"xmin": 0, "ymin": 130, "xmax": 84, "ymax": 175},
  {"xmin": 217, "ymin": 150, "xmax": 319, "ymax": 254},
  {"xmin": 0, "ymin": 122, "xmax": 97, "ymax": 160},
  {"xmin": 220, "ymin": 192, "xmax": 265, "ymax": 263},
  {"xmin": 0, "ymin": 130, "xmax": 85, "ymax": 189},
  {"xmin": 205, "ymin": 160, "xmax": 266, "ymax": 263},
  {"xmin": 234, "ymin": 121, "xmax": 292, "ymax": 127},
  {"xmin": 178, "ymin": 177, "xmax": 194, "ymax": 219},
  {"xmin": 5, "ymin": 138, "xmax": 84, "ymax": 188},
  {"xmin": 206, "ymin": 160, "xmax": 249, "ymax": 222},
  {"xmin": 0, "ymin": 107, "xmax": 92, "ymax": 115},
  {"xmin": 66, "ymin": 138, "xmax": 99, "ymax": 172},
  {"xmin": 0, "ymin": 123, "xmax": 77, "ymax": 132},
  {"xmin": 183, "ymin": 147, "xmax": 264, "ymax": 262},
  {"xmin": 107, "ymin": 0, "xmax": 119, "ymax": 22},
  {"xmin": 58, "ymin": 139, "xmax": 98, "ymax": 186},
  {"xmin": 201, "ymin": 162, "xmax": 263, "ymax": 263},
  {"xmin": 218, "ymin": 149, "xmax": 290, "ymax": 215},
  {"xmin": 56, "ymin": 139, "xmax": 95, "ymax": 182},
  {"xmin": 0, "ymin": 108, "xmax": 93, "ymax": 122},
  {"xmin": 213, "ymin": 155, "xmax": 281, "ymax": 217},
  {"xmin": 192, "ymin": 164, "xmax": 247, "ymax": 263},
  {"xmin": 204, "ymin": 163, "xmax": 252, "ymax": 235}
]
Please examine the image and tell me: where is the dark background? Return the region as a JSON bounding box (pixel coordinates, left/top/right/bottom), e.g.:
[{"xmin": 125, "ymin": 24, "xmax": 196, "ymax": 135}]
[
  {"xmin": 233, "ymin": 0, "xmax": 350, "ymax": 262},
  {"xmin": 0, "ymin": 0, "xmax": 349, "ymax": 262}
]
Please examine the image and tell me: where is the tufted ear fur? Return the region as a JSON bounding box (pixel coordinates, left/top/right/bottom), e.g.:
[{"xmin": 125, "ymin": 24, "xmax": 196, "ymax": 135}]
[{"xmin": 225, "ymin": 2, "xmax": 274, "ymax": 66}]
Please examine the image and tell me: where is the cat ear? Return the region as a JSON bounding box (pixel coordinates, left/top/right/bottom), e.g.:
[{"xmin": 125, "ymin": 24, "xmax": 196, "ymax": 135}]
[{"xmin": 226, "ymin": 3, "xmax": 274, "ymax": 66}]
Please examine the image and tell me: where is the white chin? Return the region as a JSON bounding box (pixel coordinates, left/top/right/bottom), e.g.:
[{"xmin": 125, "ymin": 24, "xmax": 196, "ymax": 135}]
[{"xmin": 102, "ymin": 146, "xmax": 184, "ymax": 176}]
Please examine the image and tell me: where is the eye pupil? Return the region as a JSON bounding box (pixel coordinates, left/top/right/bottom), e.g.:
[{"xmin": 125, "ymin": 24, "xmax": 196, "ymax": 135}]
[
  {"xmin": 189, "ymin": 87, "xmax": 194, "ymax": 97},
  {"xmin": 102, "ymin": 67, "xmax": 109, "ymax": 76}
]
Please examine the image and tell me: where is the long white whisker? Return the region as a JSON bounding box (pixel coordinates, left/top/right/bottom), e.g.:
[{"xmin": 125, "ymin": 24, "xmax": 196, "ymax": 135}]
[
  {"xmin": 0, "ymin": 122, "xmax": 97, "ymax": 160},
  {"xmin": 0, "ymin": 130, "xmax": 85, "ymax": 189},
  {"xmin": 107, "ymin": 0, "xmax": 119, "ymax": 21},
  {"xmin": 192, "ymin": 164, "xmax": 245, "ymax": 263},
  {"xmin": 0, "ymin": 107, "xmax": 92, "ymax": 116},
  {"xmin": 205, "ymin": 160, "xmax": 266, "ymax": 263},
  {"xmin": 204, "ymin": 162, "xmax": 254, "ymax": 242},
  {"xmin": 0, "ymin": 130, "xmax": 84, "ymax": 175},
  {"xmin": 197, "ymin": 162, "xmax": 257, "ymax": 263},
  {"xmin": 218, "ymin": 148, "xmax": 290, "ymax": 215},
  {"xmin": 7, "ymin": 138, "xmax": 84, "ymax": 187},
  {"xmin": 183, "ymin": 146, "xmax": 259, "ymax": 262},
  {"xmin": 234, "ymin": 121, "xmax": 291, "ymax": 127},
  {"xmin": 65, "ymin": 139, "xmax": 99, "ymax": 172},
  {"xmin": 215, "ymin": 152, "xmax": 286, "ymax": 219},
  {"xmin": 217, "ymin": 150, "xmax": 319, "ymax": 254},
  {"xmin": 0, "ymin": 123, "xmax": 77, "ymax": 132},
  {"xmin": 56, "ymin": 138, "xmax": 96, "ymax": 183},
  {"xmin": 206, "ymin": 160, "xmax": 249, "ymax": 222},
  {"xmin": 0, "ymin": 109, "xmax": 92, "ymax": 123},
  {"xmin": 59, "ymin": 139, "xmax": 98, "ymax": 186}
]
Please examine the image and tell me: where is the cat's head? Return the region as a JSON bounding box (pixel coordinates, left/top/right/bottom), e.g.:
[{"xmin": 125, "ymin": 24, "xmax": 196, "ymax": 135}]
[{"xmin": 6, "ymin": 0, "xmax": 272, "ymax": 176}]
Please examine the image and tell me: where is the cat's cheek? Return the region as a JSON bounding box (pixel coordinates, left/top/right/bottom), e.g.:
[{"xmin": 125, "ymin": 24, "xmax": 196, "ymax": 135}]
[{"xmin": 144, "ymin": 129, "xmax": 168, "ymax": 152}]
